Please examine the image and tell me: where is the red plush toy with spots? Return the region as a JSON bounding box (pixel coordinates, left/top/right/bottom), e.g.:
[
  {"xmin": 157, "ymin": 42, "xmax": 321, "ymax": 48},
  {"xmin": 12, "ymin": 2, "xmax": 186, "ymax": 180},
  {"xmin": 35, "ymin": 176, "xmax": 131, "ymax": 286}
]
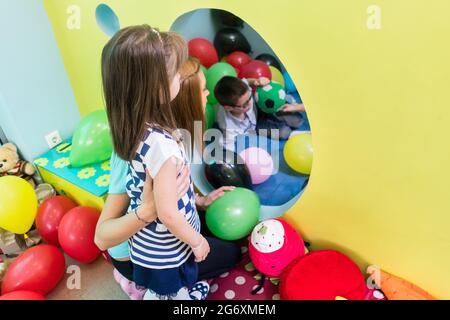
[
  {"xmin": 279, "ymin": 250, "xmax": 367, "ymax": 300},
  {"xmin": 248, "ymin": 218, "xmax": 305, "ymax": 277}
]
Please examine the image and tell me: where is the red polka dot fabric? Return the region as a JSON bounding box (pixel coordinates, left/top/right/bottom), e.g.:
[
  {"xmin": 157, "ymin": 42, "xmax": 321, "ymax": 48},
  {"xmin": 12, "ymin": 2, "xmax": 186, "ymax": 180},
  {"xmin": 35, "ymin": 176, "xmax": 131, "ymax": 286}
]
[
  {"xmin": 207, "ymin": 246, "xmax": 280, "ymax": 300},
  {"xmin": 205, "ymin": 246, "xmax": 386, "ymax": 301}
]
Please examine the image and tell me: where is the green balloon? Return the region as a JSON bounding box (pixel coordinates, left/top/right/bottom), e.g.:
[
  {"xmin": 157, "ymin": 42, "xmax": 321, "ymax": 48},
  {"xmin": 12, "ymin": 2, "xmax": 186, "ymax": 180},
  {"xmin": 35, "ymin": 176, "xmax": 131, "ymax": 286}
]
[
  {"xmin": 205, "ymin": 103, "xmax": 216, "ymax": 129},
  {"xmin": 255, "ymin": 81, "xmax": 286, "ymax": 114},
  {"xmin": 69, "ymin": 110, "xmax": 113, "ymax": 168},
  {"xmin": 206, "ymin": 62, "xmax": 237, "ymax": 105},
  {"xmin": 206, "ymin": 187, "xmax": 260, "ymax": 240},
  {"xmin": 200, "ymin": 64, "xmax": 207, "ymax": 75}
]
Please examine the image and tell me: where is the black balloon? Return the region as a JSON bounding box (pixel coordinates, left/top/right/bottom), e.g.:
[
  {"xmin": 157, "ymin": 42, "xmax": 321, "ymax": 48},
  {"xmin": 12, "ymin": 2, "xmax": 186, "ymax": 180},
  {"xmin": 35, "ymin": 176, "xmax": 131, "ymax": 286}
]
[
  {"xmin": 255, "ymin": 53, "xmax": 282, "ymax": 72},
  {"xmin": 214, "ymin": 28, "xmax": 251, "ymax": 57},
  {"xmin": 204, "ymin": 153, "xmax": 252, "ymax": 189},
  {"xmin": 211, "ymin": 9, "xmax": 244, "ymax": 28}
]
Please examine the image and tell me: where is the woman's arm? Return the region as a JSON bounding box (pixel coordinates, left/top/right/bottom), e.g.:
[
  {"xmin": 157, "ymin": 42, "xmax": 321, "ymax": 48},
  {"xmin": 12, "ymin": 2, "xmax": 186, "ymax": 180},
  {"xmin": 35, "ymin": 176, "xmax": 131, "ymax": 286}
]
[
  {"xmin": 195, "ymin": 186, "xmax": 235, "ymax": 211},
  {"xmin": 94, "ymin": 192, "xmax": 153, "ymax": 251},
  {"xmin": 279, "ymin": 103, "xmax": 305, "ymax": 113}
]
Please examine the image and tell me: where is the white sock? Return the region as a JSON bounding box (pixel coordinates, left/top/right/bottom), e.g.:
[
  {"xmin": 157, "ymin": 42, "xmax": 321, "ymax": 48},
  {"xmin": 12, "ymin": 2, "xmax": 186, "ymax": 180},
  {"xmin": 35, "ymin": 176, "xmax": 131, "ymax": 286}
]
[
  {"xmin": 172, "ymin": 287, "xmax": 193, "ymax": 300},
  {"xmin": 143, "ymin": 287, "xmax": 193, "ymax": 300},
  {"xmin": 143, "ymin": 289, "xmax": 159, "ymax": 300}
]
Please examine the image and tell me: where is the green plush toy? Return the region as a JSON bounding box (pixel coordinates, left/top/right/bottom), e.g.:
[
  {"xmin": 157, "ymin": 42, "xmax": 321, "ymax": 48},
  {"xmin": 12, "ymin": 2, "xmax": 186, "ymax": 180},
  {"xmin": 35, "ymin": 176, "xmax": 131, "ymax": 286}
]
[{"xmin": 255, "ymin": 81, "xmax": 286, "ymax": 114}]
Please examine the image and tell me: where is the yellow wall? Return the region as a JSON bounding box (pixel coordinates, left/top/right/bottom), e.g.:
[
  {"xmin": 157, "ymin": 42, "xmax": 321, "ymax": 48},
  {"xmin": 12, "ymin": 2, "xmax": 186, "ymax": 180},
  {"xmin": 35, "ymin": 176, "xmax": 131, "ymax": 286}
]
[{"xmin": 43, "ymin": 0, "xmax": 450, "ymax": 298}]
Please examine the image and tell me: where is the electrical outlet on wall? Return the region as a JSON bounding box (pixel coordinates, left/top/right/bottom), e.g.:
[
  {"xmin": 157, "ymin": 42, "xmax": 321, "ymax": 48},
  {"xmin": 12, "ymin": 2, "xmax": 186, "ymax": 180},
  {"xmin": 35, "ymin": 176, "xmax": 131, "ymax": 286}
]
[{"xmin": 45, "ymin": 130, "xmax": 62, "ymax": 149}]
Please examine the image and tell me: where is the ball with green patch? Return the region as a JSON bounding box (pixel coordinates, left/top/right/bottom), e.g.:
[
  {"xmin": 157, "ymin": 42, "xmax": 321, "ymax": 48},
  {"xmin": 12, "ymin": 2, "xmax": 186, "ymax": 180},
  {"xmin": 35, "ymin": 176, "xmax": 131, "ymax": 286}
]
[{"xmin": 255, "ymin": 81, "xmax": 286, "ymax": 114}]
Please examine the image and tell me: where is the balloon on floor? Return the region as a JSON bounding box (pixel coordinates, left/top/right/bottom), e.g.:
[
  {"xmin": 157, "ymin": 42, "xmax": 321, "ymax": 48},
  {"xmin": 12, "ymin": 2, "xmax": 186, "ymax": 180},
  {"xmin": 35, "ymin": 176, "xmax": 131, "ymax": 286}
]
[
  {"xmin": 1, "ymin": 244, "xmax": 65, "ymax": 295},
  {"xmin": 239, "ymin": 147, "xmax": 274, "ymax": 184},
  {"xmin": 0, "ymin": 290, "xmax": 46, "ymax": 300},
  {"xmin": 204, "ymin": 152, "xmax": 252, "ymax": 189},
  {"xmin": 35, "ymin": 195, "xmax": 78, "ymax": 246},
  {"xmin": 226, "ymin": 51, "xmax": 252, "ymax": 70},
  {"xmin": 0, "ymin": 175, "xmax": 38, "ymax": 234},
  {"xmin": 206, "ymin": 62, "xmax": 237, "ymax": 105},
  {"xmin": 255, "ymin": 53, "xmax": 282, "ymax": 71},
  {"xmin": 239, "ymin": 60, "xmax": 272, "ymax": 80},
  {"xmin": 269, "ymin": 66, "xmax": 285, "ymax": 87},
  {"xmin": 211, "ymin": 9, "xmax": 244, "ymax": 28},
  {"xmin": 214, "ymin": 28, "xmax": 251, "ymax": 57},
  {"xmin": 58, "ymin": 206, "xmax": 101, "ymax": 263},
  {"xmin": 284, "ymin": 133, "xmax": 313, "ymax": 174},
  {"xmin": 206, "ymin": 187, "xmax": 260, "ymax": 240},
  {"xmin": 205, "ymin": 103, "xmax": 216, "ymax": 129}
]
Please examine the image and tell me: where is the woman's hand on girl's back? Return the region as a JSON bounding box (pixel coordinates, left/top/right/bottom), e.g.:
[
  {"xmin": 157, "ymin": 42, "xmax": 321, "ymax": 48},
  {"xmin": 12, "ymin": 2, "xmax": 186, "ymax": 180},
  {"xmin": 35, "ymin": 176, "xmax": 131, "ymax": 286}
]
[
  {"xmin": 176, "ymin": 163, "xmax": 191, "ymax": 198},
  {"xmin": 196, "ymin": 186, "xmax": 235, "ymax": 210},
  {"xmin": 137, "ymin": 164, "xmax": 189, "ymax": 221},
  {"xmin": 136, "ymin": 171, "xmax": 158, "ymax": 223}
]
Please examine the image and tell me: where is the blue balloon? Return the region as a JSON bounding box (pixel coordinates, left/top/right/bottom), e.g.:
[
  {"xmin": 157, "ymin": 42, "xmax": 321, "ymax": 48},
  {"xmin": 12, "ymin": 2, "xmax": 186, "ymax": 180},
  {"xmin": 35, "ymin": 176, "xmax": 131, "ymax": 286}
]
[{"xmin": 283, "ymin": 71, "xmax": 297, "ymax": 94}]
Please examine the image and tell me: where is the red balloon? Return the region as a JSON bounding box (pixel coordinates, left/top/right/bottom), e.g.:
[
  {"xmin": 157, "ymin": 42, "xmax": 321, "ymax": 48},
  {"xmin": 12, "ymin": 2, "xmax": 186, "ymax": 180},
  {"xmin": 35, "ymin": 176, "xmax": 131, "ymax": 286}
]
[
  {"xmin": 234, "ymin": 67, "xmax": 241, "ymax": 78},
  {"xmin": 188, "ymin": 38, "xmax": 219, "ymax": 68},
  {"xmin": 1, "ymin": 244, "xmax": 65, "ymax": 295},
  {"xmin": 226, "ymin": 51, "xmax": 252, "ymax": 69},
  {"xmin": 239, "ymin": 60, "xmax": 272, "ymax": 80},
  {"xmin": 0, "ymin": 290, "xmax": 46, "ymax": 300},
  {"xmin": 35, "ymin": 196, "xmax": 77, "ymax": 246},
  {"xmin": 58, "ymin": 206, "xmax": 101, "ymax": 263}
]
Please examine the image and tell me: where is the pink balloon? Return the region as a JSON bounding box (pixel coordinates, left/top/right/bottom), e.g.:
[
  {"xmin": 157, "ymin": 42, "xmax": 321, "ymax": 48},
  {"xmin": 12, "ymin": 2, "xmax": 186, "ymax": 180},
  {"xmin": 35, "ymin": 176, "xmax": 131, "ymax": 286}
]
[{"xmin": 239, "ymin": 147, "xmax": 274, "ymax": 185}]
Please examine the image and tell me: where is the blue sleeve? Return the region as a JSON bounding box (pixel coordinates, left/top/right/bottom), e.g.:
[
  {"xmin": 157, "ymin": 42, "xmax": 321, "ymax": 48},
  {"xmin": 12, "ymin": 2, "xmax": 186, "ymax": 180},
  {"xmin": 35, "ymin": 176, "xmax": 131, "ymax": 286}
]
[{"xmin": 108, "ymin": 152, "xmax": 128, "ymax": 194}]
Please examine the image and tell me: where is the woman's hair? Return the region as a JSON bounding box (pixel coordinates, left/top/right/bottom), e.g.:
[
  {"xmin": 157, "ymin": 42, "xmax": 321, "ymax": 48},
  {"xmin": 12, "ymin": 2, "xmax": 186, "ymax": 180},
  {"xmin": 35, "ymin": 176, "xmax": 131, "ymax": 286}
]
[
  {"xmin": 101, "ymin": 25, "xmax": 188, "ymax": 161},
  {"xmin": 171, "ymin": 57, "xmax": 206, "ymax": 153}
]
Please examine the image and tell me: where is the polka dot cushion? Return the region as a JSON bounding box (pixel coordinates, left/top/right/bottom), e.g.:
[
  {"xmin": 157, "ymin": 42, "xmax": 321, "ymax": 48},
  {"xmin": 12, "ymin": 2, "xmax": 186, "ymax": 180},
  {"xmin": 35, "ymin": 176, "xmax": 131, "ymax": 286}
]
[
  {"xmin": 365, "ymin": 287, "xmax": 387, "ymax": 300},
  {"xmin": 207, "ymin": 246, "xmax": 279, "ymax": 300}
]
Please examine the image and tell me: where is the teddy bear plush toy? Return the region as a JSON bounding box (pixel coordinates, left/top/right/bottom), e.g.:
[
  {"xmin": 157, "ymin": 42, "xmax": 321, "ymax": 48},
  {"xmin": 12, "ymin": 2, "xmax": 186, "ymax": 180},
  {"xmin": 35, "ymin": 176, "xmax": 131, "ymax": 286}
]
[{"xmin": 0, "ymin": 143, "xmax": 36, "ymax": 188}]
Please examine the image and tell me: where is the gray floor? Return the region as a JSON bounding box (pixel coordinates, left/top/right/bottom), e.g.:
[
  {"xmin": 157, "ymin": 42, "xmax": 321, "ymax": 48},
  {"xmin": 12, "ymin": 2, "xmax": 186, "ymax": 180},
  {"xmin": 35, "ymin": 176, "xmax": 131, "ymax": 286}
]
[{"xmin": 47, "ymin": 254, "xmax": 129, "ymax": 300}]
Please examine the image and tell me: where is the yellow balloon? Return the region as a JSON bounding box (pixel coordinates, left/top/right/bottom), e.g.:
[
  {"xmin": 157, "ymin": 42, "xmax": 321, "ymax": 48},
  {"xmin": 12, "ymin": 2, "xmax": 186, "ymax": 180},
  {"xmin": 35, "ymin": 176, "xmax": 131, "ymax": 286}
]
[
  {"xmin": 284, "ymin": 133, "xmax": 313, "ymax": 174},
  {"xmin": 269, "ymin": 66, "xmax": 285, "ymax": 87},
  {"xmin": 0, "ymin": 176, "xmax": 38, "ymax": 234}
]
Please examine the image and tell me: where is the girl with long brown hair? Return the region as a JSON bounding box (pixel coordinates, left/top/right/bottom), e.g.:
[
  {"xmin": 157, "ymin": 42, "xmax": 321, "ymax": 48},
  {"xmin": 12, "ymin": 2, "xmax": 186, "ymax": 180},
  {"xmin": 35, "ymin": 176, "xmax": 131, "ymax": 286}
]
[
  {"xmin": 101, "ymin": 25, "xmax": 209, "ymax": 300},
  {"xmin": 97, "ymin": 28, "xmax": 241, "ymax": 300}
]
